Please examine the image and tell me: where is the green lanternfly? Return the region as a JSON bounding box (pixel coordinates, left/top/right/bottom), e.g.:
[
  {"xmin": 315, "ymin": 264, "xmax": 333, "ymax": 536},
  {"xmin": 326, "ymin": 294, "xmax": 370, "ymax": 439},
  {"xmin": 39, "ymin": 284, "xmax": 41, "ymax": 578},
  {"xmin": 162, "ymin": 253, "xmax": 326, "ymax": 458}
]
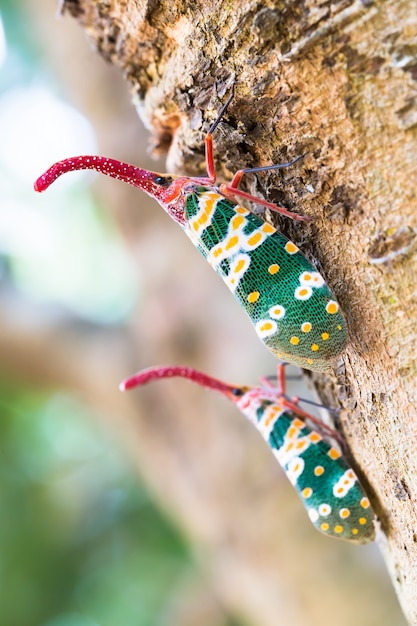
[
  {"xmin": 120, "ymin": 363, "xmax": 375, "ymax": 544},
  {"xmin": 34, "ymin": 87, "xmax": 347, "ymax": 371}
]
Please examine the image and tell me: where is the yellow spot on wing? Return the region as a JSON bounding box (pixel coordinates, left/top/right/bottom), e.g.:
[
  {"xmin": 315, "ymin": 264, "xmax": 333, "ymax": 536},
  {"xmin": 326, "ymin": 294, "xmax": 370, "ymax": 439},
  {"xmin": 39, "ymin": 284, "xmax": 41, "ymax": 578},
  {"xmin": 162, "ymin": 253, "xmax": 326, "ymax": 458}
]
[
  {"xmin": 296, "ymin": 440, "xmax": 308, "ymax": 450},
  {"xmin": 269, "ymin": 305, "xmax": 285, "ymax": 319},
  {"xmin": 334, "ymin": 525, "xmax": 344, "ymax": 534},
  {"xmin": 262, "ymin": 223, "xmax": 275, "ymax": 234},
  {"xmin": 285, "ymin": 241, "xmax": 299, "ymax": 254},
  {"xmin": 234, "ymin": 259, "xmax": 246, "ymax": 273},
  {"xmin": 326, "ymin": 300, "xmax": 339, "ymax": 314},
  {"xmin": 268, "ymin": 264, "xmax": 280, "ymax": 274},
  {"xmin": 311, "ymin": 344, "xmax": 319, "ymax": 352},
  {"xmin": 309, "ymin": 432, "xmax": 321, "ymax": 443},
  {"xmin": 319, "ymin": 504, "xmax": 331, "ymax": 515},
  {"xmin": 225, "ymin": 235, "xmax": 239, "ymax": 250},
  {"xmin": 231, "ymin": 215, "xmax": 245, "ymax": 229},
  {"xmin": 290, "ymin": 336, "xmax": 300, "ymax": 345},
  {"xmin": 328, "ymin": 448, "xmax": 341, "ymax": 460},
  {"xmin": 247, "ymin": 291, "xmax": 260, "ymax": 303},
  {"xmin": 302, "ymin": 322, "xmax": 312, "ymax": 332},
  {"xmin": 203, "ymin": 195, "xmax": 218, "ymax": 211},
  {"xmin": 247, "ymin": 232, "xmax": 262, "ymax": 246}
]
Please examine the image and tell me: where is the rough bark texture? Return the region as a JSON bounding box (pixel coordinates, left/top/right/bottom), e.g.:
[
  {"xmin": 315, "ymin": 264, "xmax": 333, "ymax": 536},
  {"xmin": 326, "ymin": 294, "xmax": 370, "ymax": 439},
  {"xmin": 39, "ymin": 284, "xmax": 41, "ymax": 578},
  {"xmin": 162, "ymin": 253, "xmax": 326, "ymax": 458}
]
[{"xmin": 22, "ymin": 0, "xmax": 417, "ymax": 623}]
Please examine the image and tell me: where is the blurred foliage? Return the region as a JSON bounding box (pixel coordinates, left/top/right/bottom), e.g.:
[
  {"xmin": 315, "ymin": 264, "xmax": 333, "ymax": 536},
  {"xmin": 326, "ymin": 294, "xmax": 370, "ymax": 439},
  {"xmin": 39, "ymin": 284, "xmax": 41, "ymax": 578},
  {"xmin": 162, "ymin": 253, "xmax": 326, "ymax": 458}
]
[
  {"xmin": 0, "ymin": 383, "xmax": 193, "ymax": 626},
  {"xmin": 0, "ymin": 1, "xmax": 41, "ymax": 90},
  {"xmin": 0, "ymin": 3, "xmax": 209, "ymax": 626},
  {"xmin": 0, "ymin": 0, "xmax": 136, "ymax": 324}
]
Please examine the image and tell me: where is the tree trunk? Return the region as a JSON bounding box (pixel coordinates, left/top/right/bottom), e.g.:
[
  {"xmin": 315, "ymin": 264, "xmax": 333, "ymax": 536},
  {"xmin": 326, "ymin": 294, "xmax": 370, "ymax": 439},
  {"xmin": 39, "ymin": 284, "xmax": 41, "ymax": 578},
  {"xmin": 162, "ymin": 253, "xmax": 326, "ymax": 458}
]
[{"xmin": 37, "ymin": 0, "xmax": 417, "ymax": 623}]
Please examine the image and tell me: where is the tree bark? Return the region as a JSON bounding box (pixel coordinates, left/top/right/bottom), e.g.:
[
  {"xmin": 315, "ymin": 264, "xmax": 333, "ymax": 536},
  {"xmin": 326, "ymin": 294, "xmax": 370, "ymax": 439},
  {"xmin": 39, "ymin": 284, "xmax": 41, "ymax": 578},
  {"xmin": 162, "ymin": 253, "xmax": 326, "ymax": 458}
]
[{"xmin": 35, "ymin": 0, "xmax": 417, "ymax": 623}]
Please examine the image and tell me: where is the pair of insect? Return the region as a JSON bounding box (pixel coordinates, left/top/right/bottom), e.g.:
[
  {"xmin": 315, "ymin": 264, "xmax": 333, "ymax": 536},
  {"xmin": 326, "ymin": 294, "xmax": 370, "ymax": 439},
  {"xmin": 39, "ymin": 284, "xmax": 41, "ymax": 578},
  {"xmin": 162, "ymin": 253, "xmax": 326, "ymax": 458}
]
[{"xmin": 35, "ymin": 87, "xmax": 375, "ymax": 543}]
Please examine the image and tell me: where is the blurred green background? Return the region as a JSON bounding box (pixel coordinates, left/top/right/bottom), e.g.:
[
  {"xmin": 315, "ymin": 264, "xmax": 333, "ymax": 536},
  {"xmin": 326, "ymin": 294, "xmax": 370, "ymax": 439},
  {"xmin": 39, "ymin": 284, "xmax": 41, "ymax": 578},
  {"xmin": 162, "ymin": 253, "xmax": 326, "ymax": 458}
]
[
  {"xmin": 0, "ymin": 3, "xmax": 202, "ymax": 626},
  {"xmin": 0, "ymin": 385, "xmax": 190, "ymax": 626}
]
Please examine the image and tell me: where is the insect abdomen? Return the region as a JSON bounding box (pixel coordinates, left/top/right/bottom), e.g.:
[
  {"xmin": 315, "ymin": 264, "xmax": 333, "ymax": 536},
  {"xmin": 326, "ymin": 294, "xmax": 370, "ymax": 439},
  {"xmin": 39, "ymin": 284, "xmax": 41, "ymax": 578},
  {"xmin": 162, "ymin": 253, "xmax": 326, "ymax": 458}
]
[
  {"xmin": 185, "ymin": 189, "xmax": 347, "ymax": 371},
  {"xmin": 251, "ymin": 401, "xmax": 375, "ymax": 543}
]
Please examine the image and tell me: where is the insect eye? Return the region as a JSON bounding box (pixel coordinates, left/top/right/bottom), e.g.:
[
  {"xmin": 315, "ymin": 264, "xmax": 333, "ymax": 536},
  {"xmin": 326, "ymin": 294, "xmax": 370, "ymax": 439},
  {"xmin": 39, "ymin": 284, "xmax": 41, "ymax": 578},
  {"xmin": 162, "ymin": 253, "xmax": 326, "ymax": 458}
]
[
  {"xmin": 231, "ymin": 388, "xmax": 244, "ymax": 397},
  {"xmin": 154, "ymin": 176, "xmax": 173, "ymax": 187}
]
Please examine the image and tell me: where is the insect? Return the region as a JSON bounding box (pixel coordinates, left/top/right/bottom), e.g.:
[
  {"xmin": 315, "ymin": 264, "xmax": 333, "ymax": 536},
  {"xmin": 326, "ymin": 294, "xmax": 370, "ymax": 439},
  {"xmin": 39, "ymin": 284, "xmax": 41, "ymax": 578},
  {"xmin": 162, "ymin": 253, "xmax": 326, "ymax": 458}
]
[
  {"xmin": 120, "ymin": 363, "xmax": 375, "ymax": 544},
  {"xmin": 34, "ymin": 87, "xmax": 347, "ymax": 371}
]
